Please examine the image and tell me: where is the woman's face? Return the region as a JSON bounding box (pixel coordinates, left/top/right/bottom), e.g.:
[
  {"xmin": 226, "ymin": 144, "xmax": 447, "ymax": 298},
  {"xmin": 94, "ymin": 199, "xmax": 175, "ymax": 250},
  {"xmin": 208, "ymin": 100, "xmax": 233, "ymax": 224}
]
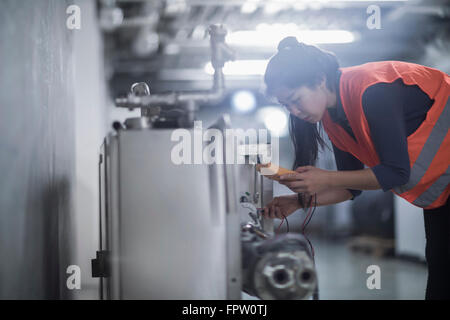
[{"xmin": 274, "ymin": 79, "xmax": 330, "ymax": 123}]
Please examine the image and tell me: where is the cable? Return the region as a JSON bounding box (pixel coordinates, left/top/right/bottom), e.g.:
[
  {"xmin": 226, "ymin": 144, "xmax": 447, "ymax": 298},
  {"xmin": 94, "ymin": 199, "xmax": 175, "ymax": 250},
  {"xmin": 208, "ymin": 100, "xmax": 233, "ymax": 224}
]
[
  {"xmin": 301, "ymin": 207, "xmax": 311, "ymax": 231},
  {"xmin": 300, "ymin": 194, "xmax": 317, "ymax": 258},
  {"xmin": 282, "ymin": 214, "xmax": 289, "ymax": 233},
  {"xmin": 303, "ymin": 194, "xmax": 317, "ymax": 231},
  {"xmin": 299, "ymin": 194, "xmax": 319, "ymax": 300},
  {"xmin": 304, "ymin": 232, "xmax": 315, "ymax": 258},
  {"xmin": 276, "ymin": 214, "xmax": 289, "ymax": 233},
  {"xmin": 276, "ymin": 218, "xmax": 284, "ymax": 232},
  {"xmin": 301, "ymin": 202, "xmax": 313, "ymax": 232}
]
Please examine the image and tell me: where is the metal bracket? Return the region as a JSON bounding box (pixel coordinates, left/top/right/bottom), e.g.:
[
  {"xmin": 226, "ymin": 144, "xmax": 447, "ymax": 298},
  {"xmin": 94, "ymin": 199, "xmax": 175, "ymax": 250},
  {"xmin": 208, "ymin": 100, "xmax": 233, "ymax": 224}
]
[{"xmin": 91, "ymin": 250, "xmax": 110, "ymax": 278}]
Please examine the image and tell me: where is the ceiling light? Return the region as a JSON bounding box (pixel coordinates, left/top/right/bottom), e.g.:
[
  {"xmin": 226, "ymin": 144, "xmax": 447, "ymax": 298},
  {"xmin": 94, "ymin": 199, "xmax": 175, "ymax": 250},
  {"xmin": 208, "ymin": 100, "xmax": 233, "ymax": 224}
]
[
  {"xmin": 257, "ymin": 106, "xmax": 289, "ymax": 137},
  {"xmin": 231, "ymin": 90, "xmax": 257, "ymax": 113},
  {"xmin": 226, "ymin": 27, "xmax": 355, "ymax": 48}
]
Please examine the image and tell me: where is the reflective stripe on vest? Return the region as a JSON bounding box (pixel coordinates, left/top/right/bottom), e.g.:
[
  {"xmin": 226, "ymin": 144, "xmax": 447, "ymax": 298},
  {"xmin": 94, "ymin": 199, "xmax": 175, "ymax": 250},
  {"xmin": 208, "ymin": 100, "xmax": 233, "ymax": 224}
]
[
  {"xmin": 393, "ymin": 98, "xmax": 450, "ymax": 205},
  {"xmin": 412, "ymin": 167, "xmax": 449, "ymax": 207}
]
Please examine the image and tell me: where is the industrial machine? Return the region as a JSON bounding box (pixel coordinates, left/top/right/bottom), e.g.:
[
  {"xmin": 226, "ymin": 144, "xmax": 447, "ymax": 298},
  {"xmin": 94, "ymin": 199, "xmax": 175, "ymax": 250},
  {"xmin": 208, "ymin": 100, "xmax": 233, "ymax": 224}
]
[
  {"xmin": 242, "ymin": 230, "xmax": 317, "ymax": 300},
  {"xmin": 91, "ymin": 24, "xmax": 317, "ymax": 300}
]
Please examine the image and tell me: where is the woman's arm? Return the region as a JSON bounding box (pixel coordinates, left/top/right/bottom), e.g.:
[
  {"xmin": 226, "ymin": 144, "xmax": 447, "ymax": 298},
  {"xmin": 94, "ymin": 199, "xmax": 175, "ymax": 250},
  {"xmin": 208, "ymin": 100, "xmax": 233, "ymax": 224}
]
[
  {"xmin": 279, "ymin": 166, "xmax": 381, "ymax": 194},
  {"xmin": 361, "ymin": 82, "xmax": 413, "ymax": 191},
  {"xmin": 262, "ymin": 189, "xmax": 354, "ymax": 219},
  {"xmin": 327, "ymin": 168, "xmax": 381, "ymax": 191},
  {"xmin": 307, "ymin": 188, "xmax": 355, "ymax": 207}
]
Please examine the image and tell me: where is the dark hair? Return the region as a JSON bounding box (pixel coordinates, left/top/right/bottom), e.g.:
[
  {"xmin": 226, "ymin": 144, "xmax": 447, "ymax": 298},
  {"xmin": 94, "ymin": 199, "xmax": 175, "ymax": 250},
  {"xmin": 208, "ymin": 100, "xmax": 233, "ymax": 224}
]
[{"xmin": 264, "ymin": 36, "xmax": 340, "ymax": 169}]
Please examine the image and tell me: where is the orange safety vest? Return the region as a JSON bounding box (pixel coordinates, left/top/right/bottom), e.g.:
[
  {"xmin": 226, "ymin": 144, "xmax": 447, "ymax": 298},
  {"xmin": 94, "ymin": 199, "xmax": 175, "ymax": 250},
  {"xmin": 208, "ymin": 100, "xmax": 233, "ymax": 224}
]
[{"xmin": 322, "ymin": 61, "xmax": 450, "ymax": 209}]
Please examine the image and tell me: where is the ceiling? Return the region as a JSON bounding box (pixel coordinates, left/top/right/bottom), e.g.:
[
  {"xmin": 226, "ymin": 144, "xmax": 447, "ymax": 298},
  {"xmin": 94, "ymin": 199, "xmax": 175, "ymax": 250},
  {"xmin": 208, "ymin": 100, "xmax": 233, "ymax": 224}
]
[{"xmin": 97, "ymin": 0, "xmax": 450, "ymax": 97}]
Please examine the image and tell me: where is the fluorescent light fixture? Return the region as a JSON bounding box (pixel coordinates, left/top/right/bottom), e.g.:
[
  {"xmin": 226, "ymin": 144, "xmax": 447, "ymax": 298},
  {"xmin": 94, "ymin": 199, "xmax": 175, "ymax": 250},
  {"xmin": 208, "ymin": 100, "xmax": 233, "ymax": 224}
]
[
  {"xmin": 231, "ymin": 90, "xmax": 257, "ymax": 113},
  {"xmin": 226, "ymin": 25, "xmax": 355, "ymax": 47},
  {"xmin": 204, "ymin": 60, "xmax": 268, "ymax": 76},
  {"xmin": 257, "ymin": 106, "xmax": 289, "ymax": 137}
]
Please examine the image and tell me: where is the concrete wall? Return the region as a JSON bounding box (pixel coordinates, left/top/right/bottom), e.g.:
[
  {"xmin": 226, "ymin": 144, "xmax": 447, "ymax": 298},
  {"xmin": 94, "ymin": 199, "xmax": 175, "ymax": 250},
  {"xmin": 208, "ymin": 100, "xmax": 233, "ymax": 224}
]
[
  {"xmin": 0, "ymin": 0, "xmax": 76, "ymax": 299},
  {"xmin": 0, "ymin": 0, "xmax": 107, "ymax": 299}
]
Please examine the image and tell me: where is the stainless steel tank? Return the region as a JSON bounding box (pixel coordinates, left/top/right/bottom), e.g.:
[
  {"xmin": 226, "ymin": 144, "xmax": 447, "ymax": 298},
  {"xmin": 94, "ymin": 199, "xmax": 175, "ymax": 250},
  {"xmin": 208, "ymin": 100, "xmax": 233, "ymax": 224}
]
[{"xmin": 95, "ymin": 120, "xmax": 241, "ymax": 299}]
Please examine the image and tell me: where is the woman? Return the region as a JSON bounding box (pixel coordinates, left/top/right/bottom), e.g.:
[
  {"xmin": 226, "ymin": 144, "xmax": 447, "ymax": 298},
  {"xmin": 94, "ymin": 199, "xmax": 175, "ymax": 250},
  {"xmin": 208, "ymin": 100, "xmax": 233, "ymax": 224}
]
[{"xmin": 261, "ymin": 36, "xmax": 449, "ymax": 300}]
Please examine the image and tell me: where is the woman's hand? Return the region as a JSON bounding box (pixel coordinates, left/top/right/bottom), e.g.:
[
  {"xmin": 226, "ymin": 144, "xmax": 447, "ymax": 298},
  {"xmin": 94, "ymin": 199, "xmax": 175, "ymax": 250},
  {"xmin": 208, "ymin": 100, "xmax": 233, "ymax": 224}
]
[
  {"xmin": 278, "ymin": 166, "xmax": 331, "ymax": 195},
  {"xmin": 261, "ymin": 195, "xmax": 301, "ymax": 219}
]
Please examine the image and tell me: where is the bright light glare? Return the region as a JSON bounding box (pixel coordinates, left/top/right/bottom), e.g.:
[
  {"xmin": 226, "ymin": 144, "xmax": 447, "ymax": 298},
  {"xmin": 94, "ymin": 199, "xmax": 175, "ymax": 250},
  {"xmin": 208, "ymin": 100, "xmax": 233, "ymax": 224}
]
[
  {"xmin": 204, "ymin": 60, "xmax": 268, "ymax": 76},
  {"xmin": 321, "ymin": 0, "xmax": 407, "ymax": 1},
  {"xmin": 257, "ymin": 106, "xmax": 288, "ymax": 137},
  {"xmin": 241, "ymin": 0, "xmax": 259, "ymax": 14},
  {"xmin": 231, "ymin": 90, "xmax": 257, "ymax": 113},
  {"xmin": 227, "ymin": 26, "xmax": 355, "ymax": 47}
]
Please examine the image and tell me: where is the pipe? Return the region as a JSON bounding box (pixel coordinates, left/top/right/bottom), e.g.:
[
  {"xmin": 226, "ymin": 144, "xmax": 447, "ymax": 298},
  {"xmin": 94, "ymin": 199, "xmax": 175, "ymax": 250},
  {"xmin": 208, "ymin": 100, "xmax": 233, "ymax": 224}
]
[{"xmin": 114, "ymin": 24, "xmax": 234, "ymax": 110}]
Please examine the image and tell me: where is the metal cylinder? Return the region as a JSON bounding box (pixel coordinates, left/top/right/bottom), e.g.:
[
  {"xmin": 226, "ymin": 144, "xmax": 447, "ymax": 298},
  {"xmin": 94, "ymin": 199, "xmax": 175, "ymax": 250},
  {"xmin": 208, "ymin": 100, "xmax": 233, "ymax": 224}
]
[{"xmin": 242, "ymin": 233, "xmax": 317, "ymax": 300}]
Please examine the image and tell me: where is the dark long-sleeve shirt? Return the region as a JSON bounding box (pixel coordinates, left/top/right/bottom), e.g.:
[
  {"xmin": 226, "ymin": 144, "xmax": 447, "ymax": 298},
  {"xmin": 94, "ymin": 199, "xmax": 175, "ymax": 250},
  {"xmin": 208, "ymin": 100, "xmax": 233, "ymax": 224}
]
[{"xmin": 328, "ymin": 70, "xmax": 434, "ymax": 199}]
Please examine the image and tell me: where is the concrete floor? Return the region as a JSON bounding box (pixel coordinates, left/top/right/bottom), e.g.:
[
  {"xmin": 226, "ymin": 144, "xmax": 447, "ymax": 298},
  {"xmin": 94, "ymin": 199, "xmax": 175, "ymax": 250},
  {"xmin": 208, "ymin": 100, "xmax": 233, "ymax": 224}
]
[
  {"xmin": 306, "ymin": 236, "xmax": 428, "ymax": 300},
  {"xmin": 83, "ymin": 235, "xmax": 428, "ymax": 300}
]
